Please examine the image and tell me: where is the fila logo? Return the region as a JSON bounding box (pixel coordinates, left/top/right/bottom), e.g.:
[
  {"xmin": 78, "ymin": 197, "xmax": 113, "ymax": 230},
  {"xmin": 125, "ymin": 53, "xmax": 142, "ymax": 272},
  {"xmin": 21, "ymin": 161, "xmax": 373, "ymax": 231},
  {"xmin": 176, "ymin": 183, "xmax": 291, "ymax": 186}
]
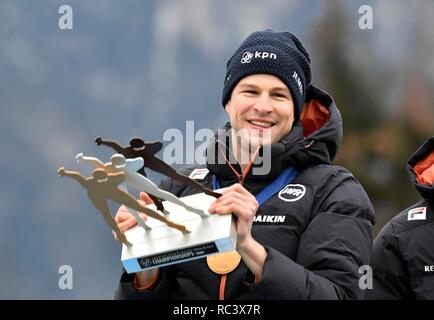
[
  {"xmin": 188, "ymin": 168, "xmax": 209, "ymax": 180},
  {"xmin": 278, "ymin": 184, "xmax": 306, "ymax": 202},
  {"xmin": 292, "ymin": 71, "xmax": 303, "ymax": 94},
  {"xmin": 407, "ymin": 207, "xmax": 427, "ymax": 221},
  {"xmin": 241, "ymin": 51, "xmax": 277, "ymax": 64},
  {"xmin": 254, "ymin": 215, "xmax": 286, "ymax": 223}
]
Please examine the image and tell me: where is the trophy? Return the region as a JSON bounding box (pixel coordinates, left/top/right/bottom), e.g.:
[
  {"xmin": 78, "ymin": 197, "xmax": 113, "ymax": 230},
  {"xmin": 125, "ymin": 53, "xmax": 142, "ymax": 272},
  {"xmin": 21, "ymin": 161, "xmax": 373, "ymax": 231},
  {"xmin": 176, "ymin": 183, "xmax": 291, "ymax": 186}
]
[{"xmin": 58, "ymin": 136, "xmax": 237, "ymax": 273}]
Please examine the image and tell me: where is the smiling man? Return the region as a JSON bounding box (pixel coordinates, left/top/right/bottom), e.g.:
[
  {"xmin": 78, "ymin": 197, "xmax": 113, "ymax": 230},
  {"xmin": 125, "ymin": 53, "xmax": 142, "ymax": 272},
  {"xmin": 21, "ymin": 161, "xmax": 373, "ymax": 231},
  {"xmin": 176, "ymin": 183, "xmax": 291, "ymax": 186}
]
[
  {"xmin": 114, "ymin": 30, "xmax": 375, "ymax": 300},
  {"xmin": 225, "ymin": 74, "xmax": 295, "ymax": 166}
]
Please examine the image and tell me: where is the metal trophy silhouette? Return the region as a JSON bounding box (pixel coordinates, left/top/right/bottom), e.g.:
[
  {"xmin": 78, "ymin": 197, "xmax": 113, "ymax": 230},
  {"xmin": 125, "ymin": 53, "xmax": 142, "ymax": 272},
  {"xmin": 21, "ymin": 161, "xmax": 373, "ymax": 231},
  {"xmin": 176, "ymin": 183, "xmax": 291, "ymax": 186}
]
[
  {"xmin": 76, "ymin": 153, "xmax": 207, "ymax": 217},
  {"xmin": 57, "ymin": 167, "xmax": 188, "ymax": 245},
  {"xmin": 75, "ymin": 153, "xmax": 152, "ymax": 230},
  {"xmin": 58, "ymin": 136, "xmax": 236, "ymax": 272},
  {"xmin": 95, "ymin": 136, "xmax": 221, "ymax": 198}
]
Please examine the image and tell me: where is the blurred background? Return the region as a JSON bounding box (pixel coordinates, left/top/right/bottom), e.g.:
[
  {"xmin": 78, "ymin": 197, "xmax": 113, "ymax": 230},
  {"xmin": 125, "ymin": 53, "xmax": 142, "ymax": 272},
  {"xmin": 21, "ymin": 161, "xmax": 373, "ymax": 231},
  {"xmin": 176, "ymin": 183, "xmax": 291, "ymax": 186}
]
[{"xmin": 0, "ymin": 0, "xmax": 433, "ymax": 299}]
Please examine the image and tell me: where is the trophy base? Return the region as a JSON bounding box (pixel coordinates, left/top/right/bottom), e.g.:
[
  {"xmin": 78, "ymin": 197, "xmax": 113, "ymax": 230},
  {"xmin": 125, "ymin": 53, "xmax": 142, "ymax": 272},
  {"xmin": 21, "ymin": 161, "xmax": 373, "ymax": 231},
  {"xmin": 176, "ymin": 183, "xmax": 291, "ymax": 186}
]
[{"xmin": 121, "ymin": 190, "xmax": 237, "ymax": 273}]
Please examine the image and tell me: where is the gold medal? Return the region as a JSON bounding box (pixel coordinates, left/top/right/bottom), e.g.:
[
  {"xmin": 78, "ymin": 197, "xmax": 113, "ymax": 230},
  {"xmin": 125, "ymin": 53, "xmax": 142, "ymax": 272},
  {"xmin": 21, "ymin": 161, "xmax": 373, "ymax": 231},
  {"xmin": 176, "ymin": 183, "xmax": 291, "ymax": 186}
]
[{"xmin": 206, "ymin": 251, "xmax": 241, "ymax": 274}]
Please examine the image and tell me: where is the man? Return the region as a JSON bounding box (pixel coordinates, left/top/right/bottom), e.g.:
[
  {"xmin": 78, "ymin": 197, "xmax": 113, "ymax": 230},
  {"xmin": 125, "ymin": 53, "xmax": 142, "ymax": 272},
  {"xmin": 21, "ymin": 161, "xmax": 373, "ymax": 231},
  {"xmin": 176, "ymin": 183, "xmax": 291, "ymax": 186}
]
[
  {"xmin": 365, "ymin": 137, "xmax": 434, "ymax": 299},
  {"xmin": 114, "ymin": 30, "xmax": 375, "ymax": 299}
]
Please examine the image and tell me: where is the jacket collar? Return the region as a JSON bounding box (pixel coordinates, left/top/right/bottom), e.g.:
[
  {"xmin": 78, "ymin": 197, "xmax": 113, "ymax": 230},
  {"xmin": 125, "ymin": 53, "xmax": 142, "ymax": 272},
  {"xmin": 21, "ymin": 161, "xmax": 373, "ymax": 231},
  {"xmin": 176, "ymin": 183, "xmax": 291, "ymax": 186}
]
[{"xmin": 407, "ymin": 136, "xmax": 434, "ymax": 200}]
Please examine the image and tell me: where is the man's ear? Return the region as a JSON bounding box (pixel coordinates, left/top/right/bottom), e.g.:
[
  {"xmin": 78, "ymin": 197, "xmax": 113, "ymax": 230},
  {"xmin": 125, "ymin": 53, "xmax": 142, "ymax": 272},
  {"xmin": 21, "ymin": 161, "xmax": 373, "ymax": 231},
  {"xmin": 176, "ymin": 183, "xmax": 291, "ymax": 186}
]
[{"xmin": 224, "ymin": 100, "xmax": 231, "ymax": 113}]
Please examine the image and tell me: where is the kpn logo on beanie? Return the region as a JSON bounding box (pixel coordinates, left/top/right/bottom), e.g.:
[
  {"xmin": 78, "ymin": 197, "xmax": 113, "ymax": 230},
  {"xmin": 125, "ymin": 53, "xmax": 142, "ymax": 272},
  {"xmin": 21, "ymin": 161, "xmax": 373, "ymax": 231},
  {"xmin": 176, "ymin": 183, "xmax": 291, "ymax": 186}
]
[{"xmin": 240, "ymin": 50, "xmax": 277, "ymax": 64}]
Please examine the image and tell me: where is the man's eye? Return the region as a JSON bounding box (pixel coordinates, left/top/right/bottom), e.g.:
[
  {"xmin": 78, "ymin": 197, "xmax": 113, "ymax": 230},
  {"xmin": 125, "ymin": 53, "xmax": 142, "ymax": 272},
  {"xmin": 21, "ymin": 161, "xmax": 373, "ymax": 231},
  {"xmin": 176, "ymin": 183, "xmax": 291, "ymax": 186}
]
[
  {"xmin": 273, "ymin": 93, "xmax": 287, "ymax": 99},
  {"xmin": 243, "ymin": 90, "xmax": 257, "ymax": 94}
]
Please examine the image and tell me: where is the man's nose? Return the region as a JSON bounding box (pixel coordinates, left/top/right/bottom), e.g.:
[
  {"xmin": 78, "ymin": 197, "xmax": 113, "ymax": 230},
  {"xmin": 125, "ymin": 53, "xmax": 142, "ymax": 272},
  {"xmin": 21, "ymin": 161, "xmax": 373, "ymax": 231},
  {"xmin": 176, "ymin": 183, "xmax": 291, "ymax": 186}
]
[{"xmin": 253, "ymin": 94, "xmax": 273, "ymax": 113}]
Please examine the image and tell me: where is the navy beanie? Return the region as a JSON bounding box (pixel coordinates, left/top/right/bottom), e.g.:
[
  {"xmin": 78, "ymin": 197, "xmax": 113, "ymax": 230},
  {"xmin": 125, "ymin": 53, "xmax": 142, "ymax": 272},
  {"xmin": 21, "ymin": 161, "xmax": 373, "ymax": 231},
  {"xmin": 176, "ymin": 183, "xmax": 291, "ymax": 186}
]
[{"xmin": 222, "ymin": 30, "xmax": 312, "ymax": 119}]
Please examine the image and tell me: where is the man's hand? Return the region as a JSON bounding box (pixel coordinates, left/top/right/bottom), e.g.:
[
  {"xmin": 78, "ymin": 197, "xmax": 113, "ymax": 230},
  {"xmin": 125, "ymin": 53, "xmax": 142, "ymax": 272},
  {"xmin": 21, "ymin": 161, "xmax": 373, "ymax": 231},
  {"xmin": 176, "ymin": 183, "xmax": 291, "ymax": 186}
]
[
  {"xmin": 208, "ymin": 183, "xmax": 266, "ymax": 281},
  {"xmin": 114, "ymin": 192, "xmax": 161, "ymax": 288},
  {"xmin": 57, "ymin": 167, "xmax": 65, "ymax": 177},
  {"xmin": 113, "ymin": 192, "xmax": 154, "ymax": 242},
  {"xmin": 95, "ymin": 136, "xmax": 103, "ymax": 145},
  {"xmin": 208, "ymin": 183, "xmax": 259, "ymax": 246}
]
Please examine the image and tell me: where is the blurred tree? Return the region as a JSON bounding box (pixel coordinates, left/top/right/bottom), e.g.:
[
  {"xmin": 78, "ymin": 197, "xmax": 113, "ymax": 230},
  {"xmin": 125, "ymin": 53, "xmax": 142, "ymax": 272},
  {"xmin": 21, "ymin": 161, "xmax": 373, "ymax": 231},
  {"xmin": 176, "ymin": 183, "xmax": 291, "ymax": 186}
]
[{"xmin": 308, "ymin": 0, "xmax": 434, "ymax": 234}]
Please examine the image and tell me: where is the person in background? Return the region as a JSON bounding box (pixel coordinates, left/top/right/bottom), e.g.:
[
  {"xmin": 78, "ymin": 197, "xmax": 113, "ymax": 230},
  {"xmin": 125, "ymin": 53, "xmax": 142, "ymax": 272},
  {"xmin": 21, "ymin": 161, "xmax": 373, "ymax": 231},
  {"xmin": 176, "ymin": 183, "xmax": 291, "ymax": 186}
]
[{"xmin": 365, "ymin": 136, "xmax": 434, "ymax": 299}]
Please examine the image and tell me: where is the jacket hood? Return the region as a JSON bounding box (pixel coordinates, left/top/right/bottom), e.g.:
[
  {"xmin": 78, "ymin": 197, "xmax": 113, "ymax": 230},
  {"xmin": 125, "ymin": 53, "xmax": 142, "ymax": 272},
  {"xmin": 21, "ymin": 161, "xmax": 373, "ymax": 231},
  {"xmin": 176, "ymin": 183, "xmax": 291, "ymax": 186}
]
[
  {"xmin": 407, "ymin": 136, "xmax": 434, "ymax": 200},
  {"xmin": 297, "ymin": 85, "xmax": 343, "ymax": 165},
  {"xmin": 206, "ymin": 85, "xmax": 343, "ymax": 183}
]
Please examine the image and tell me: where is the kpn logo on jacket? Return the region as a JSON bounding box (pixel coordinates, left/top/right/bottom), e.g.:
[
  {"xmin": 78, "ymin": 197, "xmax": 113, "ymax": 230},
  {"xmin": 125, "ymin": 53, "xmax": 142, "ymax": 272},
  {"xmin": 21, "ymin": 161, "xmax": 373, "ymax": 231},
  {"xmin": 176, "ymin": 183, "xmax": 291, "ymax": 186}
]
[{"xmin": 278, "ymin": 184, "xmax": 306, "ymax": 202}]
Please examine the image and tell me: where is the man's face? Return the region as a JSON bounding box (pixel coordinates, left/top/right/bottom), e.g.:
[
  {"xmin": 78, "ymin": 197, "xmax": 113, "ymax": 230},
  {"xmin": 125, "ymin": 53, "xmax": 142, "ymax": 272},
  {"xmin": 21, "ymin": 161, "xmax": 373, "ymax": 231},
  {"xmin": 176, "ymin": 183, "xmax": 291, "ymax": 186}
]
[{"xmin": 225, "ymin": 74, "xmax": 295, "ymax": 149}]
